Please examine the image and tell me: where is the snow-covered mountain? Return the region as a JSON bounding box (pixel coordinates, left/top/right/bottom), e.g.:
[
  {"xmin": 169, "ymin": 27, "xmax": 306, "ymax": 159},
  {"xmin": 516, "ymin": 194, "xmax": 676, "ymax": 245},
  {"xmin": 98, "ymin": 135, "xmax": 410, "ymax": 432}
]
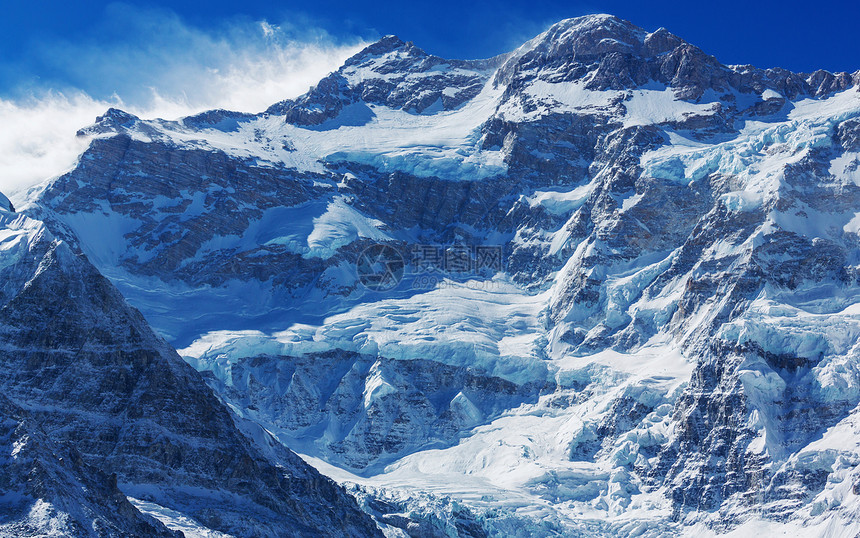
[{"xmin": 14, "ymin": 13, "xmax": 860, "ymax": 536}]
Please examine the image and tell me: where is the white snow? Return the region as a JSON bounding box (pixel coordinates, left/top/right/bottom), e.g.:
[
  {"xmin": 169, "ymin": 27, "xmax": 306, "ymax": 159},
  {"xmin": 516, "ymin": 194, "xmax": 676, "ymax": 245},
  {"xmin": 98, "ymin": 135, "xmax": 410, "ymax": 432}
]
[
  {"xmin": 179, "ymin": 264, "xmax": 699, "ymax": 533},
  {"xmin": 831, "ymin": 152, "xmax": 860, "ymax": 186},
  {"xmin": 277, "ymin": 337, "xmax": 692, "ymax": 534},
  {"xmin": 129, "ymin": 498, "xmax": 232, "ymax": 538},
  {"xmin": 638, "ymin": 88, "xmax": 860, "ymax": 222},
  {"xmin": 306, "ymin": 196, "xmax": 391, "ymax": 258},
  {"xmin": 622, "ymin": 88, "xmax": 717, "ymax": 127},
  {"xmin": 526, "ymin": 183, "xmax": 593, "ymax": 216},
  {"xmin": 500, "ymin": 80, "xmax": 717, "ymax": 127},
  {"xmin": 89, "ymin": 77, "xmax": 509, "ymax": 182},
  {"xmin": 183, "ymin": 277, "xmax": 550, "ymax": 384}
]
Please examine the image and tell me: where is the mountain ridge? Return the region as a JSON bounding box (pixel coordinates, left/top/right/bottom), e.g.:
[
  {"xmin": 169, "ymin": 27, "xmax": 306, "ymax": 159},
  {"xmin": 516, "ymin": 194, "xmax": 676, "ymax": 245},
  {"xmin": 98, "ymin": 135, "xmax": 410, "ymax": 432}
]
[
  {"xmin": 14, "ymin": 12, "xmax": 860, "ymax": 536},
  {"xmin": 0, "ymin": 207, "xmax": 382, "ymax": 535}
]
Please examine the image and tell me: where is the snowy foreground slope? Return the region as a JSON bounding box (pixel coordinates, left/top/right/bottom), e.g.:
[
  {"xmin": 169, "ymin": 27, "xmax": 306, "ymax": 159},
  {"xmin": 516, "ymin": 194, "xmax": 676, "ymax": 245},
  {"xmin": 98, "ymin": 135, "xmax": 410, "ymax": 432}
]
[{"xmin": 18, "ymin": 13, "xmax": 860, "ymax": 536}]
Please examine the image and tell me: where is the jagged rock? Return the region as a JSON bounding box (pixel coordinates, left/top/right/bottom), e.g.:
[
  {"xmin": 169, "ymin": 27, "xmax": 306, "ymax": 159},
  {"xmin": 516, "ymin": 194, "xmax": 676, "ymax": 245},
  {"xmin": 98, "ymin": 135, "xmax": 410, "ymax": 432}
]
[
  {"xmin": 0, "ymin": 208, "xmax": 381, "ymax": 536},
  {"xmin": 195, "ymin": 350, "xmax": 551, "ymax": 471},
  {"xmin": 0, "ymin": 395, "xmax": 180, "ymax": 538}
]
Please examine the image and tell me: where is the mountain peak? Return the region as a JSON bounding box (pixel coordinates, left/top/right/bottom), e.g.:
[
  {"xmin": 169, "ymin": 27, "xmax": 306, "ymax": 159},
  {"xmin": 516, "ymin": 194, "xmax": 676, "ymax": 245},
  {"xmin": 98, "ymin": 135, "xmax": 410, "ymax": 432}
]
[
  {"xmin": 344, "ymin": 34, "xmax": 426, "ymax": 67},
  {"xmin": 526, "ymin": 14, "xmax": 657, "ymax": 62},
  {"xmin": 492, "ymin": 14, "xmax": 732, "ymax": 98},
  {"xmin": 19, "ymin": 10, "xmax": 860, "ymax": 537},
  {"xmin": 553, "ymin": 13, "xmax": 636, "ymax": 30},
  {"xmin": 76, "ymin": 107, "xmax": 140, "ymax": 137}
]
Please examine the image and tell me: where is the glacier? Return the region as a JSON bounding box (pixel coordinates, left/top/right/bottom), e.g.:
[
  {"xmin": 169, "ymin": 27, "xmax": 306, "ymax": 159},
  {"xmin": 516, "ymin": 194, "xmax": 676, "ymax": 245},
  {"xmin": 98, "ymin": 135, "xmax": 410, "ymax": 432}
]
[{"xmin": 6, "ymin": 12, "xmax": 860, "ymax": 537}]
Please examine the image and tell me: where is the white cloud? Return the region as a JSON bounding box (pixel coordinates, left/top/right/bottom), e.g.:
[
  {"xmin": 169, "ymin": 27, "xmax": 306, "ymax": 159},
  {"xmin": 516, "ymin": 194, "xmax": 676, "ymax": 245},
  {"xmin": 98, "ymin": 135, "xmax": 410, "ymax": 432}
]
[
  {"xmin": 0, "ymin": 92, "xmax": 110, "ymax": 202},
  {"xmin": 0, "ymin": 6, "xmax": 365, "ymax": 201}
]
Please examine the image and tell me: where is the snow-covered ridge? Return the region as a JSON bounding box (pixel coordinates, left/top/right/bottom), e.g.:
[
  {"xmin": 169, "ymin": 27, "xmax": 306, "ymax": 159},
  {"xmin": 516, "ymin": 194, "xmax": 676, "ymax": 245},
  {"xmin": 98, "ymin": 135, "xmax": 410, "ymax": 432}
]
[{"xmin": 67, "ymin": 14, "xmax": 860, "ymax": 187}]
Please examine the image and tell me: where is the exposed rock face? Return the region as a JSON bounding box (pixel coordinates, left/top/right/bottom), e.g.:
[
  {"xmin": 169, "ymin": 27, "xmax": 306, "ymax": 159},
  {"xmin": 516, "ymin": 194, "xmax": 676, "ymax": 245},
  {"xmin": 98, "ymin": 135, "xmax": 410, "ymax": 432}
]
[
  {"xmin": 495, "ymin": 14, "xmax": 859, "ymax": 100},
  {"xmin": 192, "ymin": 350, "xmax": 551, "ymax": 471},
  {"xmin": 41, "ymin": 134, "xmax": 317, "ymax": 279},
  {"xmin": 267, "ymin": 35, "xmax": 502, "ymax": 124},
  {"xmin": 25, "ymin": 13, "xmax": 860, "ymax": 535},
  {"xmin": 0, "ymin": 209, "xmax": 381, "ymax": 536},
  {"xmin": 0, "ymin": 395, "xmax": 180, "ymax": 537},
  {"xmin": 31, "ymin": 133, "xmax": 339, "ymax": 344}
]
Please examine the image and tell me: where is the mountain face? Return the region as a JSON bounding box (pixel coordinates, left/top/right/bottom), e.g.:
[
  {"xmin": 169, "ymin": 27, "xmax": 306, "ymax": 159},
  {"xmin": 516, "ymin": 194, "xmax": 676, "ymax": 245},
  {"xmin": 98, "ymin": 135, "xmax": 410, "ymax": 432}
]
[
  {"xmin": 0, "ymin": 395, "xmax": 180, "ymax": 537},
  {"xmin": 19, "ymin": 12, "xmax": 860, "ymax": 536},
  {"xmin": 0, "ymin": 208, "xmax": 381, "ymax": 536}
]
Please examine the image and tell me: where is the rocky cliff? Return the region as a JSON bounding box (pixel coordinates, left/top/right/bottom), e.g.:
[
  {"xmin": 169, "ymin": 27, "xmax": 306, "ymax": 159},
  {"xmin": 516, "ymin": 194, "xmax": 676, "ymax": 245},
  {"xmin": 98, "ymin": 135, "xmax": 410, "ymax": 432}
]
[{"xmin": 0, "ymin": 208, "xmax": 380, "ymax": 536}]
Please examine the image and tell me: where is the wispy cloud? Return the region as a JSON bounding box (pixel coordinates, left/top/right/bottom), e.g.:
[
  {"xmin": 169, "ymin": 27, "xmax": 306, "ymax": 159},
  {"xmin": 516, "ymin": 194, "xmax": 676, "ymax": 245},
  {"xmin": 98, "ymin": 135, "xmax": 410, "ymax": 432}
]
[
  {"xmin": 0, "ymin": 4, "xmax": 365, "ymax": 200},
  {"xmin": 0, "ymin": 92, "xmax": 109, "ymax": 203}
]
